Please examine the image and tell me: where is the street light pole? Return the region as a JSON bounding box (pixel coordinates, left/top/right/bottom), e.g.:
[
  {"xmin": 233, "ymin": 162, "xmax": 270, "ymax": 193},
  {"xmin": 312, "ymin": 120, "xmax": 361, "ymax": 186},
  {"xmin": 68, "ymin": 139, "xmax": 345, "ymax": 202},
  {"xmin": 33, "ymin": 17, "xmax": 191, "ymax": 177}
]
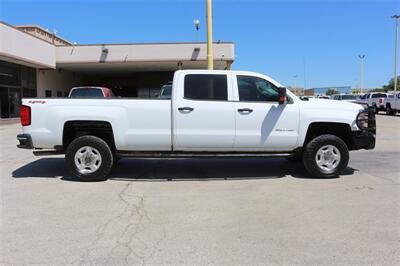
[
  {"xmin": 293, "ymin": 75, "xmax": 298, "ymax": 90},
  {"xmin": 193, "ymin": 19, "xmax": 200, "ymax": 42},
  {"xmin": 358, "ymin": 54, "xmax": 365, "ymax": 93},
  {"xmin": 206, "ymin": 0, "xmax": 214, "ymax": 70},
  {"xmin": 392, "ymin": 15, "xmax": 399, "ymax": 95}
]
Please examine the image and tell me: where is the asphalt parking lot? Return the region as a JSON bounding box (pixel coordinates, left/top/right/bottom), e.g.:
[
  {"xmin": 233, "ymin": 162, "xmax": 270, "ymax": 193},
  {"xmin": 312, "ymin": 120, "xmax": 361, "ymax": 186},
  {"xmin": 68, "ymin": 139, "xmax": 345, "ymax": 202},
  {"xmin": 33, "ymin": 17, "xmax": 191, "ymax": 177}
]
[{"xmin": 1, "ymin": 115, "xmax": 399, "ymax": 265}]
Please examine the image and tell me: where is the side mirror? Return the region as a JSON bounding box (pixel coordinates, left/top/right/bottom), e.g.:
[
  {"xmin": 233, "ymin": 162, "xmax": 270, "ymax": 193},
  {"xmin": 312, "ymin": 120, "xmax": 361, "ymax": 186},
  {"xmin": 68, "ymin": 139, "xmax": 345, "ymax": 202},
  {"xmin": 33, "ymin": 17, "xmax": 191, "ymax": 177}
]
[{"xmin": 278, "ymin": 87, "xmax": 287, "ymax": 104}]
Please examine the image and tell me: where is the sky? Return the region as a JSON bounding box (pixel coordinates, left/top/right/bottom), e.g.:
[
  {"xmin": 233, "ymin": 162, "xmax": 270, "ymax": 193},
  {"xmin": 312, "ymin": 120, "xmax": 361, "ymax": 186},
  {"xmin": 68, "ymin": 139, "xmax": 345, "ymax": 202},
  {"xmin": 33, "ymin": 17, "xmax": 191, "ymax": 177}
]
[{"xmin": 0, "ymin": 0, "xmax": 399, "ymax": 89}]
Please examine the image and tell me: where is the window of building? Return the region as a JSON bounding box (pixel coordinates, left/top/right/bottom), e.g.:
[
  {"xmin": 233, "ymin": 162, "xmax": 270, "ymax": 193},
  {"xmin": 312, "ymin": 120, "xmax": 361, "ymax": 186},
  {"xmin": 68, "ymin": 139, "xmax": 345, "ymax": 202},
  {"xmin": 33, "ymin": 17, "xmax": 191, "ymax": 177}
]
[
  {"xmin": 184, "ymin": 74, "xmax": 228, "ymax": 101},
  {"xmin": 0, "ymin": 61, "xmax": 36, "ymax": 119},
  {"xmin": 237, "ymin": 75, "xmax": 279, "ymax": 102},
  {"xmin": 0, "ymin": 62, "xmax": 20, "ymax": 86},
  {"xmin": 23, "ymin": 88, "xmax": 37, "ymax": 98},
  {"xmin": 57, "ymin": 91, "xmax": 63, "ymax": 97},
  {"xmin": 45, "ymin": 90, "xmax": 52, "ymax": 98}
]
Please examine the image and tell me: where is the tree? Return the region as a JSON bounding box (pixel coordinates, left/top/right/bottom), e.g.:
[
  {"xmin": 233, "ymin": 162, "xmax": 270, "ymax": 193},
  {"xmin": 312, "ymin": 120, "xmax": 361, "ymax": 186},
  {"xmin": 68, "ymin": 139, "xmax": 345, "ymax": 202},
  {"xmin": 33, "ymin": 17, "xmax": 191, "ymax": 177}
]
[
  {"xmin": 383, "ymin": 76, "xmax": 400, "ymax": 92},
  {"xmin": 370, "ymin": 88, "xmax": 386, "ymax": 92},
  {"xmin": 325, "ymin": 88, "xmax": 337, "ymax": 96}
]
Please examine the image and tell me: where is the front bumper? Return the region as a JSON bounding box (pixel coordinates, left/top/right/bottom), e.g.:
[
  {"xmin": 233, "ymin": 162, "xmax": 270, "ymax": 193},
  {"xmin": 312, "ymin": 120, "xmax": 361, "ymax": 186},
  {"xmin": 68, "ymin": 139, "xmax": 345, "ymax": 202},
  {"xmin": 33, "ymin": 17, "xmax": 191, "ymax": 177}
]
[
  {"xmin": 351, "ymin": 130, "xmax": 375, "ymax": 150},
  {"xmin": 351, "ymin": 107, "xmax": 376, "ymax": 150},
  {"xmin": 17, "ymin": 134, "xmax": 33, "ymax": 149}
]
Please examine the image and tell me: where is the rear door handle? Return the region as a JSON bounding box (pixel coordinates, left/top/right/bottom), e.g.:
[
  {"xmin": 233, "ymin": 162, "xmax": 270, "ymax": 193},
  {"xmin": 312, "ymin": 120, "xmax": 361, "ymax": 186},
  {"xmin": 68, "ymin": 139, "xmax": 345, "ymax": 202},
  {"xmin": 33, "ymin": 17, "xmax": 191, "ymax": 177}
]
[
  {"xmin": 237, "ymin": 108, "xmax": 253, "ymax": 113},
  {"xmin": 178, "ymin": 107, "xmax": 194, "ymax": 112}
]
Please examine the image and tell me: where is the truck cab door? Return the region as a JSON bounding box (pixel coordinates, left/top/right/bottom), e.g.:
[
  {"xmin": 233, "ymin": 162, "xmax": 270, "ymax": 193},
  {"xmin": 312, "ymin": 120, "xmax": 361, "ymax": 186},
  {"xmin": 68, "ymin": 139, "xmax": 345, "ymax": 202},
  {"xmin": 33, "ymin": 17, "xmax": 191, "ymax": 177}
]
[
  {"xmin": 233, "ymin": 74, "xmax": 300, "ymax": 151},
  {"xmin": 173, "ymin": 72, "xmax": 235, "ymax": 151}
]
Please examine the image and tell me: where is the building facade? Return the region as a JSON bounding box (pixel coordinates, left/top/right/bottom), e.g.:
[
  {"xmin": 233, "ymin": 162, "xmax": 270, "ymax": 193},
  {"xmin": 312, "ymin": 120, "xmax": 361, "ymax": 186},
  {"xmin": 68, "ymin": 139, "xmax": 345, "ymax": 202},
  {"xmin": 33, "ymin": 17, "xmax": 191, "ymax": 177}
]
[
  {"xmin": 0, "ymin": 21, "xmax": 235, "ymax": 119},
  {"xmin": 311, "ymin": 86, "xmax": 352, "ymax": 95}
]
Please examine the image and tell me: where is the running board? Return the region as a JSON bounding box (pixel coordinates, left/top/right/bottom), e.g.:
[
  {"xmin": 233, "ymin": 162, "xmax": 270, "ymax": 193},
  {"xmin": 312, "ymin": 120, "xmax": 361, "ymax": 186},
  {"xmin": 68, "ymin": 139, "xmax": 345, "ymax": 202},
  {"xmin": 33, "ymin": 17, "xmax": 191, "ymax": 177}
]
[
  {"xmin": 116, "ymin": 151, "xmax": 294, "ymax": 158},
  {"xmin": 33, "ymin": 150, "xmax": 64, "ymax": 156},
  {"xmin": 33, "ymin": 150, "xmax": 294, "ymax": 158}
]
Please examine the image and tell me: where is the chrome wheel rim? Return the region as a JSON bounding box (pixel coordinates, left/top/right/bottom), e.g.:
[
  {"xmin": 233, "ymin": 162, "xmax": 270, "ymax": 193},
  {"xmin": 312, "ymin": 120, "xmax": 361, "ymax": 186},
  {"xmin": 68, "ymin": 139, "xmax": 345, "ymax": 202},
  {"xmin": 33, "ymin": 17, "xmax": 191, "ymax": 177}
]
[
  {"xmin": 315, "ymin": 145, "xmax": 341, "ymax": 174},
  {"xmin": 74, "ymin": 146, "xmax": 102, "ymax": 174}
]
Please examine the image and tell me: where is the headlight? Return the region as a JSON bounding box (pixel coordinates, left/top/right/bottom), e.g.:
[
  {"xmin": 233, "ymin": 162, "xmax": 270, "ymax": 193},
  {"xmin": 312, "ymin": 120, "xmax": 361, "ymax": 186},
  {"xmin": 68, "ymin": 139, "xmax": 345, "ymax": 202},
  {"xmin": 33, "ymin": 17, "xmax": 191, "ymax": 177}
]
[{"xmin": 356, "ymin": 111, "xmax": 369, "ymax": 129}]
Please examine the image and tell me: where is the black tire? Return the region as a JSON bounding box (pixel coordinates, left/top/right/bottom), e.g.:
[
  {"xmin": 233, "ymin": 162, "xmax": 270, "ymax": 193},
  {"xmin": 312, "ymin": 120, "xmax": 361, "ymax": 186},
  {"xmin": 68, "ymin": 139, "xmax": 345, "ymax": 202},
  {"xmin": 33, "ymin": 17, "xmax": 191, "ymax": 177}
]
[
  {"xmin": 372, "ymin": 104, "xmax": 378, "ymax": 114},
  {"xmin": 66, "ymin": 135, "xmax": 114, "ymax": 181},
  {"xmin": 302, "ymin": 134, "xmax": 349, "ymax": 178},
  {"xmin": 386, "ymin": 105, "xmax": 396, "ymax": 116}
]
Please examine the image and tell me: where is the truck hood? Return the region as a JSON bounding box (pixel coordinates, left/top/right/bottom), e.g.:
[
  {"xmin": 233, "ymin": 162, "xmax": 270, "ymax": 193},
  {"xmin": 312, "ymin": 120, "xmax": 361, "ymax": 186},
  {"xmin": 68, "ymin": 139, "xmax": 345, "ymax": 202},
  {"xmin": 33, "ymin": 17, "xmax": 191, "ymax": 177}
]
[{"xmin": 300, "ymin": 98, "xmax": 364, "ymax": 112}]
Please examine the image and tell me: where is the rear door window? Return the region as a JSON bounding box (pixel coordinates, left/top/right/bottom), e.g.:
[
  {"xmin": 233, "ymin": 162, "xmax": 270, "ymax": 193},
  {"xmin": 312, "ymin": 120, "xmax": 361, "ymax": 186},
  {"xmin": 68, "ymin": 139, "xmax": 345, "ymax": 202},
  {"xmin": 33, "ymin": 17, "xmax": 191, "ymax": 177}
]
[{"xmin": 184, "ymin": 74, "xmax": 228, "ymax": 101}]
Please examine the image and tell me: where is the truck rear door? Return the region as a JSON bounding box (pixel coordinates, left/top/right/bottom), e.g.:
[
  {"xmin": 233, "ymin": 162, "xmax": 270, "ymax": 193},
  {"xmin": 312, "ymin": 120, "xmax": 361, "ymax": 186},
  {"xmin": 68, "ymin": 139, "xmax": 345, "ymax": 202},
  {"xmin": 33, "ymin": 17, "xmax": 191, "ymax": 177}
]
[{"xmin": 173, "ymin": 72, "xmax": 235, "ymax": 150}]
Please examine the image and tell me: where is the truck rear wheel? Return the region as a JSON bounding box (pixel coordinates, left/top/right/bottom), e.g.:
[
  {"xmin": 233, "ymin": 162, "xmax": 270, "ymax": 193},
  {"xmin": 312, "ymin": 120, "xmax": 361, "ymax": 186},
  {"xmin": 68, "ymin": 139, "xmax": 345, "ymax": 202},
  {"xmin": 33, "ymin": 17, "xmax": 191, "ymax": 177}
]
[
  {"xmin": 386, "ymin": 105, "xmax": 396, "ymax": 116},
  {"xmin": 302, "ymin": 134, "xmax": 349, "ymax": 178},
  {"xmin": 66, "ymin": 135, "xmax": 113, "ymax": 181}
]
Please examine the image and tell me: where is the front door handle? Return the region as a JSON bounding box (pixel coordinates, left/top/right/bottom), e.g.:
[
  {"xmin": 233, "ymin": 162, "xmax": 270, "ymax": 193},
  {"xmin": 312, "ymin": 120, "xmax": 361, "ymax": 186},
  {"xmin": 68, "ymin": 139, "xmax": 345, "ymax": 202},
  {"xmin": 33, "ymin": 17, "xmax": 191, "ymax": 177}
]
[
  {"xmin": 178, "ymin": 107, "xmax": 194, "ymax": 112},
  {"xmin": 238, "ymin": 108, "xmax": 253, "ymax": 113}
]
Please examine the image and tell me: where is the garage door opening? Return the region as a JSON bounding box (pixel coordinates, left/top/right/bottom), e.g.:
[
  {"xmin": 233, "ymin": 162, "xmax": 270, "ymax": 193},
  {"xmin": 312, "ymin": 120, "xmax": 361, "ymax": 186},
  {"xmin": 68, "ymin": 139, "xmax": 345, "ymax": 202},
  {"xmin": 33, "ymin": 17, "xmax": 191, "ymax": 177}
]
[
  {"xmin": 75, "ymin": 71, "xmax": 174, "ymax": 98},
  {"xmin": 37, "ymin": 68, "xmax": 176, "ymax": 99}
]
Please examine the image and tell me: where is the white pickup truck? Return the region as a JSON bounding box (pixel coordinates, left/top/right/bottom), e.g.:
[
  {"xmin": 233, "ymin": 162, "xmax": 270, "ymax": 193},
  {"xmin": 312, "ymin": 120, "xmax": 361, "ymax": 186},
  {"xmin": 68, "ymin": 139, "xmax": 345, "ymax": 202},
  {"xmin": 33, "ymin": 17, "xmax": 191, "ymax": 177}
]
[
  {"xmin": 385, "ymin": 92, "xmax": 400, "ymax": 115},
  {"xmin": 357, "ymin": 92, "xmax": 388, "ymax": 113},
  {"xmin": 17, "ymin": 70, "xmax": 376, "ymax": 181}
]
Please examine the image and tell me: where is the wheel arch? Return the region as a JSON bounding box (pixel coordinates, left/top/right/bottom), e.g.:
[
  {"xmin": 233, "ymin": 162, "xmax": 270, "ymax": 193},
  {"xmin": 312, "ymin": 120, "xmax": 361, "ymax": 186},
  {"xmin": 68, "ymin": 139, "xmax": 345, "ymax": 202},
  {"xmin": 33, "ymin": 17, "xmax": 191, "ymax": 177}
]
[
  {"xmin": 303, "ymin": 122, "xmax": 353, "ymax": 149},
  {"xmin": 63, "ymin": 120, "xmax": 116, "ymax": 152}
]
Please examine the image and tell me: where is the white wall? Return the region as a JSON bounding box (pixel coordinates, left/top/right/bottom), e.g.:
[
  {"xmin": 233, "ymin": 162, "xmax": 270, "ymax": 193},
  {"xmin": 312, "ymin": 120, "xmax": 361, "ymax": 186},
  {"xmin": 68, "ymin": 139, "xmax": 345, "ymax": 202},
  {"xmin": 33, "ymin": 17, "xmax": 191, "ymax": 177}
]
[
  {"xmin": 0, "ymin": 22, "xmax": 56, "ymax": 68},
  {"xmin": 36, "ymin": 69, "xmax": 84, "ymax": 98},
  {"xmin": 56, "ymin": 43, "xmax": 234, "ymax": 64}
]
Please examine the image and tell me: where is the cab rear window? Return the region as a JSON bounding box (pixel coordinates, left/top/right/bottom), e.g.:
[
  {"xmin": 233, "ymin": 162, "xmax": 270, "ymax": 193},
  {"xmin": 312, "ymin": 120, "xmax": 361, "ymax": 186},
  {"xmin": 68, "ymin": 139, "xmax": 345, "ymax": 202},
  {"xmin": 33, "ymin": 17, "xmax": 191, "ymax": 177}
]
[{"xmin": 371, "ymin": 93, "xmax": 387, "ymax": 98}]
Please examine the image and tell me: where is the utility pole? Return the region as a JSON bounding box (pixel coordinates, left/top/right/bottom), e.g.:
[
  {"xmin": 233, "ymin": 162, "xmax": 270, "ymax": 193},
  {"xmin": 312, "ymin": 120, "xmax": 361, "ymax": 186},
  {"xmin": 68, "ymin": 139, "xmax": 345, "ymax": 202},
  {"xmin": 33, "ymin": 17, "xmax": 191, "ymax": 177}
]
[
  {"xmin": 303, "ymin": 58, "xmax": 307, "ymax": 91},
  {"xmin": 206, "ymin": 0, "xmax": 214, "ymax": 70},
  {"xmin": 392, "ymin": 15, "xmax": 399, "ymax": 95},
  {"xmin": 358, "ymin": 54, "xmax": 365, "ymax": 93},
  {"xmin": 293, "ymin": 75, "xmax": 298, "ymax": 90}
]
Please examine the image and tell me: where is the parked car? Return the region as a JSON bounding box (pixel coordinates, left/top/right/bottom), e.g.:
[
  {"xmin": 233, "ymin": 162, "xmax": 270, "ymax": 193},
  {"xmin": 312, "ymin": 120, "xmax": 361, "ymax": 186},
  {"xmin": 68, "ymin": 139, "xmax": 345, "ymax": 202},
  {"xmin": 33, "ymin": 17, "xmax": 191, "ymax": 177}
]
[
  {"xmin": 356, "ymin": 92, "xmax": 388, "ymax": 113},
  {"xmin": 317, "ymin": 96, "xmax": 330, "ymax": 99},
  {"xmin": 384, "ymin": 92, "xmax": 400, "ymax": 115},
  {"xmin": 159, "ymin": 85, "xmax": 172, "ymax": 99},
  {"xmin": 300, "ymin": 96, "xmax": 317, "ymax": 100},
  {"xmin": 330, "ymin": 94, "xmax": 359, "ymax": 103},
  {"xmin": 68, "ymin": 87, "xmax": 115, "ymax": 98},
  {"xmin": 17, "ymin": 70, "xmax": 376, "ymax": 181}
]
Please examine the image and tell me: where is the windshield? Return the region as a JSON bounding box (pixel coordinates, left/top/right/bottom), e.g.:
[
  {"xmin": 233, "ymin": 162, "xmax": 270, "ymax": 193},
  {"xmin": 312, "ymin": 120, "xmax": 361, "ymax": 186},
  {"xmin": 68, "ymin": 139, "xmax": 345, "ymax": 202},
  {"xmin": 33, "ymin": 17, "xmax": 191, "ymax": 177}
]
[
  {"xmin": 341, "ymin": 95, "xmax": 358, "ymax": 100},
  {"xmin": 69, "ymin": 88, "xmax": 104, "ymax": 98}
]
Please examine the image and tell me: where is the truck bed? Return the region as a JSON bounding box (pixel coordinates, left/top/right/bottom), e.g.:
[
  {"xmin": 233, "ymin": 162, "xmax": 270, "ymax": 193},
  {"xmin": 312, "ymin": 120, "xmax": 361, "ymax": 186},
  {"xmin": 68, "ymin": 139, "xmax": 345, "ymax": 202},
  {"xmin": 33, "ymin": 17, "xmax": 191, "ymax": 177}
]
[{"xmin": 21, "ymin": 98, "xmax": 172, "ymax": 150}]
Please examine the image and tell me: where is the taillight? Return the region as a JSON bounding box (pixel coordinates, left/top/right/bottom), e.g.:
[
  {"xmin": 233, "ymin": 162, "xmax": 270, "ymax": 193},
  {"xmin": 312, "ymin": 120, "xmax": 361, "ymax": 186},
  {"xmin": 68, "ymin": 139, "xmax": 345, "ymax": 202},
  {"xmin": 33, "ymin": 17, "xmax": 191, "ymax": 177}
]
[
  {"xmin": 379, "ymin": 98, "xmax": 384, "ymax": 104},
  {"xmin": 20, "ymin": 105, "xmax": 31, "ymax": 126}
]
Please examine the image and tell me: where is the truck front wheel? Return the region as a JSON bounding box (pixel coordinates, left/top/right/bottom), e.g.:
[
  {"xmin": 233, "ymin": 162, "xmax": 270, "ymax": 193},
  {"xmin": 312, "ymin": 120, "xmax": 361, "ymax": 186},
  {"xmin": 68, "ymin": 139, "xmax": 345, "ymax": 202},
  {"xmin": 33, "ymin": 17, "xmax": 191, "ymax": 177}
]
[
  {"xmin": 302, "ymin": 135, "xmax": 349, "ymax": 178},
  {"xmin": 65, "ymin": 135, "xmax": 114, "ymax": 181}
]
